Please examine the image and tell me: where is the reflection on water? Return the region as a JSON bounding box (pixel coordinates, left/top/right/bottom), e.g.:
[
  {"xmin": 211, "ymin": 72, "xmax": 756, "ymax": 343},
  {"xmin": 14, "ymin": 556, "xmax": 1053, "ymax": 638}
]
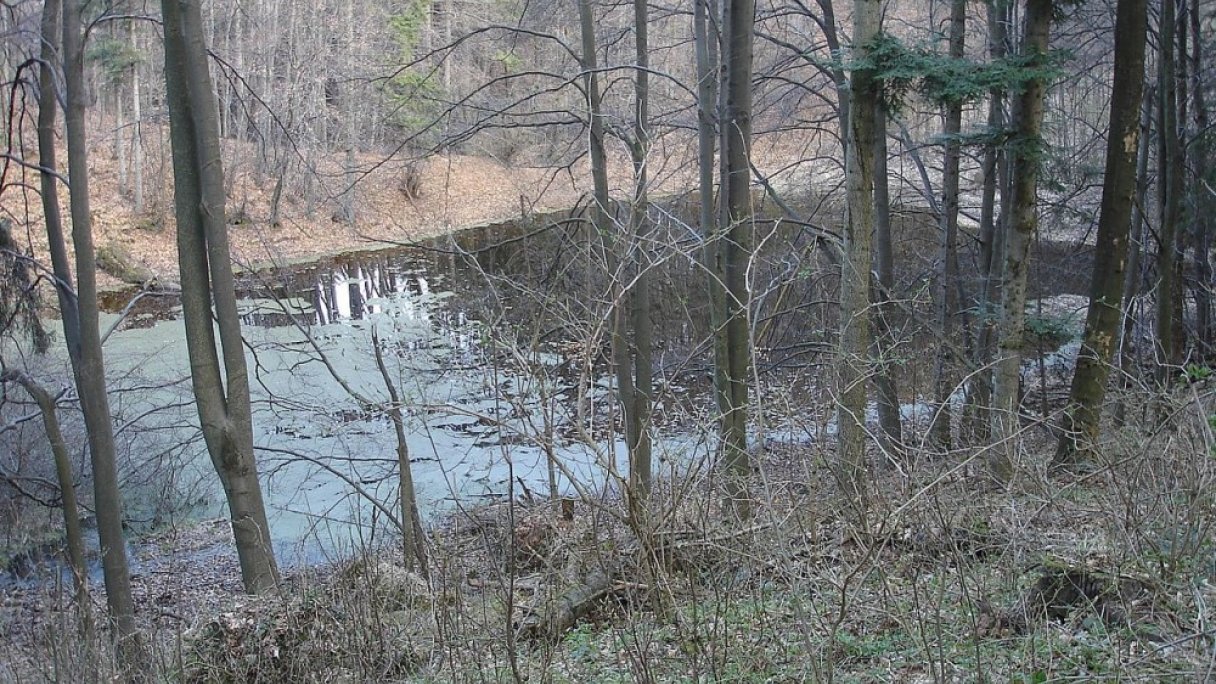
[
  {"xmin": 82, "ymin": 207, "xmax": 831, "ymax": 569},
  {"xmin": 241, "ymin": 265, "xmax": 433, "ymax": 329},
  {"xmin": 235, "ymin": 265, "xmax": 429, "ymax": 328},
  {"xmin": 87, "ymin": 216, "xmax": 680, "ymax": 568},
  {"xmin": 1, "ymin": 203, "xmax": 854, "ymax": 581}
]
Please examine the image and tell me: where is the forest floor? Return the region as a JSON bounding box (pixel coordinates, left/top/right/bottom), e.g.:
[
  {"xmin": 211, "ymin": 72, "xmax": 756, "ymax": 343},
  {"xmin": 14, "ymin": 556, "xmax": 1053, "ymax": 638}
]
[
  {"xmin": 2, "ymin": 120, "xmax": 1167, "ymax": 682},
  {"xmin": 6, "ymin": 123, "xmax": 851, "ymax": 295},
  {"xmin": 3, "ymin": 406, "xmax": 1215, "ymax": 682}
]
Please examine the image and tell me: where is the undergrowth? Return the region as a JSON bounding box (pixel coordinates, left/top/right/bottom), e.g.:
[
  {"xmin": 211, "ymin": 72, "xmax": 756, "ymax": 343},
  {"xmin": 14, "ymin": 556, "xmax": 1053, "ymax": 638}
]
[{"xmin": 4, "ymin": 385, "xmax": 1216, "ymax": 683}]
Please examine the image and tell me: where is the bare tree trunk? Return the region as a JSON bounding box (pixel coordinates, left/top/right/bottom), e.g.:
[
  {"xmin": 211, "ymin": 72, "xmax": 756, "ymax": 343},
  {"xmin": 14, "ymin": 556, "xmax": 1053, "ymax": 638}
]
[
  {"xmin": 698, "ymin": 0, "xmax": 732, "ymax": 481},
  {"xmin": 1114, "ymin": 91, "xmax": 1155, "ymax": 427},
  {"xmin": 32, "ymin": 1, "xmax": 91, "ymax": 634},
  {"xmin": 132, "ymin": 34, "xmax": 144, "ymax": 213},
  {"xmin": 1156, "ymin": 0, "xmax": 1183, "ymax": 382},
  {"xmin": 1053, "ymin": 0, "xmax": 1148, "ymax": 465},
  {"xmin": 0, "ymin": 371, "xmax": 93, "ymax": 637},
  {"xmin": 37, "ymin": 0, "xmax": 80, "ymax": 367},
  {"xmin": 442, "ymin": 0, "xmax": 453, "ymax": 91},
  {"xmin": 337, "ymin": 0, "xmax": 357, "ymax": 224},
  {"xmin": 116, "ymin": 72, "xmax": 128, "ymax": 191},
  {"xmin": 717, "ymin": 0, "xmax": 755, "ymax": 479},
  {"xmin": 1188, "ymin": 0, "xmax": 1212, "ymax": 353},
  {"xmin": 372, "ymin": 330, "xmax": 428, "ymax": 575},
  {"xmin": 63, "ymin": 0, "xmax": 143, "ymax": 662},
  {"xmin": 931, "ymin": 0, "xmax": 966, "ymax": 448},
  {"xmin": 626, "ymin": 0, "xmax": 654, "ymax": 509},
  {"xmin": 871, "ymin": 103, "xmax": 902, "ymax": 455},
  {"xmin": 836, "ymin": 0, "xmax": 880, "ymax": 501},
  {"xmin": 162, "ymin": 0, "xmax": 280, "ymax": 594},
  {"xmin": 989, "ymin": 0, "xmax": 1054, "ymax": 481},
  {"xmin": 575, "ymin": 0, "xmax": 625, "ymax": 494},
  {"xmin": 968, "ymin": 0, "xmax": 1011, "ymax": 441},
  {"xmin": 694, "ymin": 0, "xmax": 728, "ymax": 477}
]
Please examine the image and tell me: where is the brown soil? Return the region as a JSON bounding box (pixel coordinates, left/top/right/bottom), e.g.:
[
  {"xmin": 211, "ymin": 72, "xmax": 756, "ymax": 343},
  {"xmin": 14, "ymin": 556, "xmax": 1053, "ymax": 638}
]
[{"xmin": 3, "ymin": 114, "xmax": 860, "ymax": 298}]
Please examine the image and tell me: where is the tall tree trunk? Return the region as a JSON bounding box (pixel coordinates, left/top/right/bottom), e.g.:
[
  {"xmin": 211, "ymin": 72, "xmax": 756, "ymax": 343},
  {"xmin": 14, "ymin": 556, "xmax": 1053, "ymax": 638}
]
[
  {"xmin": 1156, "ymin": 0, "xmax": 1183, "ymax": 381},
  {"xmin": 0, "ymin": 371, "xmax": 93, "ymax": 637},
  {"xmin": 989, "ymin": 0, "xmax": 1054, "ymax": 481},
  {"xmin": 575, "ymin": 0, "xmax": 623, "ymax": 500},
  {"xmin": 836, "ymin": 0, "xmax": 880, "ymax": 499},
  {"xmin": 132, "ymin": 33, "xmax": 144, "ymax": 214},
  {"xmin": 1114, "ymin": 90, "xmax": 1155, "ymax": 426},
  {"xmin": 968, "ymin": 0, "xmax": 1011, "ymax": 442},
  {"xmin": 37, "ymin": 0, "xmax": 80, "ymax": 368},
  {"xmin": 1188, "ymin": 0, "xmax": 1212, "ymax": 353},
  {"xmin": 372, "ymin": 331, "xmax": 428, "ymax": 575},
  {"xmin": 162, "ymin": 0, "xmax": 280, "ymax": 594},
  {"xmin": 717, "ymin": 0, "xmax": 756, "ymax": 477},
  {"xmin": 338, "ymin": 0, "xmax": 357, "ymax": 224},
  {"xmin": 695, "ymin": 0, "xmax": 726, "ymax": 472},
  {"xmin": 931, "ymin": 0, "xmax": 966, "ymax": 448},
  {"xmin": 63, "ymin": 0, "xmax": 143, "ymax": 661},
  {"xmin": 626, "ymin": 0, "xmax": 654, "ymax": 510},
  {"xmin": 1053, "ymin": 0, "xmax": 1148, "ymax": 465},
  {"xmin": 33, "ymin": 6, "xmax": 91, "ymax": 630},
  {"xmin": 116, "ymin": 73, "xmax": 128, "ymax": 191},
  {"xmin": 442, "ymin": 0, "xmax": 453, "ymax": 91},
  {"xmin": 872, "ymin": 103, "xmax": 902, "ymax": 456}
]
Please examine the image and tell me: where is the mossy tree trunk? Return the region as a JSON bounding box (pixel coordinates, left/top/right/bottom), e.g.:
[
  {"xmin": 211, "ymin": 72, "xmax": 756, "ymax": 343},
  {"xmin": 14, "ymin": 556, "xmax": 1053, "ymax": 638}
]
[
  {"xmin": 872, "ymin": 103, "xmax": 902, "ymax": 457},
  {"xmin": 989, "ymin": 0, "xmax": 1054, "ymax": 481},
  {"xmin": 931, "ymin": 0, "xmax": 966, "ymax": 449},
  {"xmin": 1113, "ymin": 91, "xmax": 1155, "ymax": 427},
  {"xmin": 836, "ymin": 0, "xmax": 880, "ymax": 500},
  {"xmin": 1053, "ymin": 0, "xmax": 1148, "ymax": 465},
  {"xmin": 1155, "ymin": 0, "xmax": 1184, "ymax": 383}
]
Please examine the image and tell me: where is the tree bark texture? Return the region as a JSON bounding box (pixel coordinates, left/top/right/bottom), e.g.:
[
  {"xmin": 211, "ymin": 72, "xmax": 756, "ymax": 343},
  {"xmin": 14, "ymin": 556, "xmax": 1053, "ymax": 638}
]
[
  {"xmin": 871, "ymin": 103, "xmax": 902, "ymax": 455},
  {"xmin": 931, "ymin": 0, "xmax": 966, "ymax": 448},
  {"xmin": 989, "ymin": 0, "xmax": 1054, "ymax": 481},
  {"xmin": 836, "ymin": 0, "xmax": 880, "ymax": 498},
  {"xmin": 968, "ymin": 0, "xmax": 1011, "ymax": 442},
  {"xmin": 35, "ymin": 3, "xmax": 92, "ymax": 633},
  {"xmin": 694, "ymin": 0, "xmax": 730, "ymax": 476},
  {"xmin": 626, "ymin": 0, "xmax": 655, "ymax": 509},
  {"xmin": 162, "ymin": 0, "xmax": 280, "ymax": 594},
  {"xmin": 37, "ymin": 0, "xmax": 80, "ymax": 366},
  {"xmin": 1113, "ymin": 91, "xmax": 1155, "ymax": 427},
  {"xmin": 1155, "ymin": 0, "xmax": 1184, "ymax": 381},
  {"xmin": 717, "ymin": 0, "xmax": 756, "ymax": 477},
  {"xmin": 63, "ymin": 0, "xmax": 143, "ymax": 660},
  {"xmin": 1053, "ymin": 0, "xmax": 1148, "ymax": 465}
]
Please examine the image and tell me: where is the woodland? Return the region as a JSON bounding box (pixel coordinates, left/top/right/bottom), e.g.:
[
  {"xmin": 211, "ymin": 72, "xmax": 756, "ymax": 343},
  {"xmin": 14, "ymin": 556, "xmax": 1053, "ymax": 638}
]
[{"xmin": 0, "ymin": 0, "xmax": 1214, "ymax": 680}]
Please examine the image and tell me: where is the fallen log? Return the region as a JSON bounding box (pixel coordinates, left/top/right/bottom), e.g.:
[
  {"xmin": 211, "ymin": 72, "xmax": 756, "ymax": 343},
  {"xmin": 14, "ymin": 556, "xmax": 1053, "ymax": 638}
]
[
  {"xmin": 517, "ymin": 524, "xmax": 768, "ymax": 640},
  {"xmin": 518, "ymin": 566, "xmax": 618, "ymax": 641}
]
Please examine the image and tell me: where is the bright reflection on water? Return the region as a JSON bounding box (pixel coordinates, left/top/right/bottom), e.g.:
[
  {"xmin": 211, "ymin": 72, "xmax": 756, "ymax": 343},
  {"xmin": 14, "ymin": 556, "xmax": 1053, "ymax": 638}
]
[{"xmin": 98, "ymin": 227, "xmax": 688, "ymax": 569}]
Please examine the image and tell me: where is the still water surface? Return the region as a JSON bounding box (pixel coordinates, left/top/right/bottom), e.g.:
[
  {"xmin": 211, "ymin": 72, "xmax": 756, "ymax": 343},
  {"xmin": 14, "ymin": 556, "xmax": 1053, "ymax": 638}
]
[{"xmin": 100, "ymin": 221, "xmax": 694, "ymax": 568}]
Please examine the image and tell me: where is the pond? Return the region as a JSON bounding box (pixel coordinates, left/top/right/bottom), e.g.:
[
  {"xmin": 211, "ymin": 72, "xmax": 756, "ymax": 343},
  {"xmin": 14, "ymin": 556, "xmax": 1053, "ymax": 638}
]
[
  {"xmin": 5, "ymin": 203, "xmax": 1087, "ymax": 584},
  {"xmin": 94, "ymin": 212, "xmax": 721, "ymax": 569}
]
